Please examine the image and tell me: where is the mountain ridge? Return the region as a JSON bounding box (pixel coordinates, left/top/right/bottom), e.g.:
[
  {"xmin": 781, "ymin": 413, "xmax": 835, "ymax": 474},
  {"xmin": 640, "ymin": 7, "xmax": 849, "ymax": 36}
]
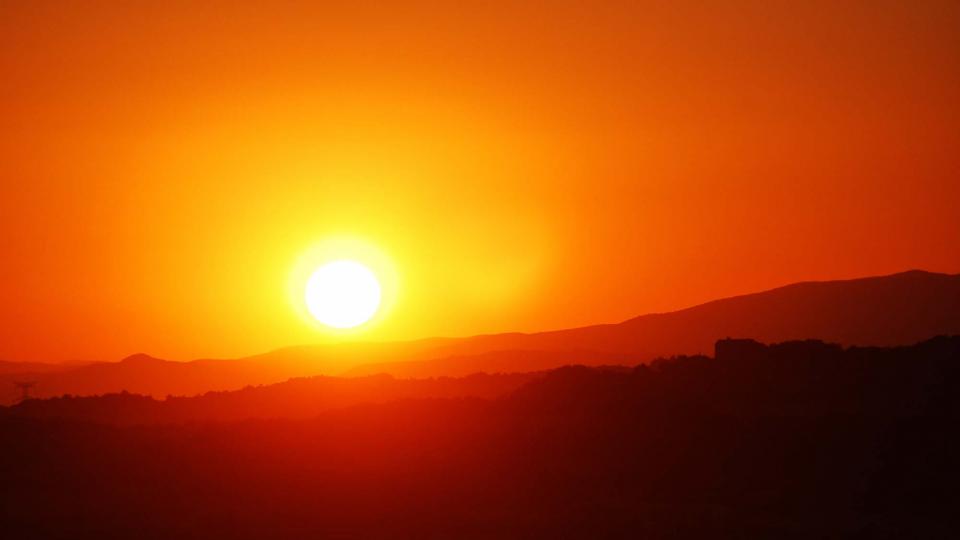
[{"xmin": 1, "ymin": 269, "xmax": 957, "ymax": 402}]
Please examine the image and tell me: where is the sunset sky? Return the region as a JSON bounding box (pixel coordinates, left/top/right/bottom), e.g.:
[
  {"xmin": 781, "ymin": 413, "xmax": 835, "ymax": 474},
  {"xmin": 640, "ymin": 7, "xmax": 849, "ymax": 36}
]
[{"xmin": 1, "ymin": 1, "xmax": 958, "ymax": 363}]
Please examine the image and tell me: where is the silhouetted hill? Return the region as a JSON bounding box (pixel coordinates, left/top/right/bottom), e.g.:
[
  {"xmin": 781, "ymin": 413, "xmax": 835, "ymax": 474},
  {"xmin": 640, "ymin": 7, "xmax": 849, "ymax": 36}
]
[
  {"xmin": 347, "ymin": 348, "xmax": 639, "ymax": 377},
  {"xmin": 6, "ymin": 371, "xmax": 541, "ymax": 425},
  {"xmin": 347, "ymin": 269, "xmax": 960, "ymax": 376},
  {"xmin": 4, "ymin": 270, "xmax": 956, "ymax": 402},
  {"xmin": 0, "ymin": 360, "xmax": 84, "ymax": 404},
  {"xmin": 1, "ymin": 336, "xmax": 957, "ymax": 538},
  {"xmin": 0, "ymin": 338, "xmax": 464, "ymax": 404},
  {"xmin": 24, "ymin": 353, "xmax": 294, "ymax": 403},
  {"xmin": 0, "ymin": 359, "xmax": 70, "ymax": 376}
]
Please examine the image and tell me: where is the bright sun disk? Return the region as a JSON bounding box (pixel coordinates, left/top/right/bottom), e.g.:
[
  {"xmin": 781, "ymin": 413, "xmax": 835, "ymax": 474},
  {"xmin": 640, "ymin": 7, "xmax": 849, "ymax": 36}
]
[{"xmin": 305, "ymin": 260, "xmax": 381, "ymax": 329}]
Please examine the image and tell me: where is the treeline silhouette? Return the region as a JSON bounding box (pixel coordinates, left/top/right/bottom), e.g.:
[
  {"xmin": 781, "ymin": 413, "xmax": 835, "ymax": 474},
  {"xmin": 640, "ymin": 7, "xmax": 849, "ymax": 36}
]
[{"xmin": 1, "ymin": 336, "xmax": 958, "ymax": 538}]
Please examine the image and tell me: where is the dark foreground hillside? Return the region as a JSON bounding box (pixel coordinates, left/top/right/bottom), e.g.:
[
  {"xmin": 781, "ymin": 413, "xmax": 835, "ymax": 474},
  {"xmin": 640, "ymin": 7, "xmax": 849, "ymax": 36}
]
[{"xmin": 2, "ymin": 337, "xmax": 958, "ymax": 539}]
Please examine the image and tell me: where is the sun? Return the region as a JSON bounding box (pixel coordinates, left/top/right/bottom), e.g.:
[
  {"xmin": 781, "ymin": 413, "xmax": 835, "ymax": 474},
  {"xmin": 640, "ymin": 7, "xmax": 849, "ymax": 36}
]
[{"xmin": 305, "ymin": 260, "xmax": 382, "ymax": 329}]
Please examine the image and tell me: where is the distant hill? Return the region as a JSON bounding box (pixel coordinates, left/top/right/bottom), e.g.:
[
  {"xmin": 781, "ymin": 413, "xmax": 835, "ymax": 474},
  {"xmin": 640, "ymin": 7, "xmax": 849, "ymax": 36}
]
[
  {"xmin": 1, "ymin": 269, "xmax": 956, "ymax": 401},
  {"xmin": 348, "ymin": 269, "xmax": 960, "ymax": 376},
  {"xmin": 23, "ymin": 353, "xmax": 293, "ymax": 402},
  {"xmin": 0, "ymin": 360, "xmax": 92, "ymax": 404},
  {"xmin": 347, "ymin": 349, "xmax": 640, "ymax": 378},
  {"xmin": 0, "ymin": 338, "xmax": 487, "ymax": 403},
  {"xmin": 0, "ymin": 360, "xmax": 71, "ymax": 376},
  {"xmin": 5, "ymin": 371, "xmax": 541, "ymax": 425}
]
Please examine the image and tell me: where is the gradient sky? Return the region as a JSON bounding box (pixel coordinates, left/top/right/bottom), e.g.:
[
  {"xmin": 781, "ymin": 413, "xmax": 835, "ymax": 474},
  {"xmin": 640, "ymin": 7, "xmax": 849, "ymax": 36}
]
[{"xmin": 2, "ymin": 0, "xmax": 958, "ymax": 362}]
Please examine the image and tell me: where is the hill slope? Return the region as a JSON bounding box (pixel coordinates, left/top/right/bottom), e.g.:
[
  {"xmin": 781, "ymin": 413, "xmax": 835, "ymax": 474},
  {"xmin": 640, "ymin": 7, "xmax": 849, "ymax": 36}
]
[
  {"xmin": 2, "ymin": 269, "xmax": 956, "ymax": 400},
  {"xmin": 349, "ymin": 269, "xmax": 960, "ymax": 376}
]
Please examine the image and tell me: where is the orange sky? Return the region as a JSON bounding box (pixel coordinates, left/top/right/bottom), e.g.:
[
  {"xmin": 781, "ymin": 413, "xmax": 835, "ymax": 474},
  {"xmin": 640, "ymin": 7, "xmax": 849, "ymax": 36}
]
[{"xmin": 1, "ymin": 1, "xmax": 958, "ymax": 363}]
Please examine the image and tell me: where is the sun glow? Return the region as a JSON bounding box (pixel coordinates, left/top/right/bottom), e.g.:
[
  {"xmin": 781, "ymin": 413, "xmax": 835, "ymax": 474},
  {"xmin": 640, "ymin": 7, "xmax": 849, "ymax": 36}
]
[{"xmin": 305, "ymin": 260, "xmax": 382, "ymax": 329}]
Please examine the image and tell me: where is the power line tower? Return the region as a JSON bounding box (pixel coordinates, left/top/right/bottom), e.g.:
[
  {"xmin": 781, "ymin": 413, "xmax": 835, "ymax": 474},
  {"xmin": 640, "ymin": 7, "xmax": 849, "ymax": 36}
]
[{"xmin": 13, "ymin": 381, "xmax": 37, "ymax": 403}]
